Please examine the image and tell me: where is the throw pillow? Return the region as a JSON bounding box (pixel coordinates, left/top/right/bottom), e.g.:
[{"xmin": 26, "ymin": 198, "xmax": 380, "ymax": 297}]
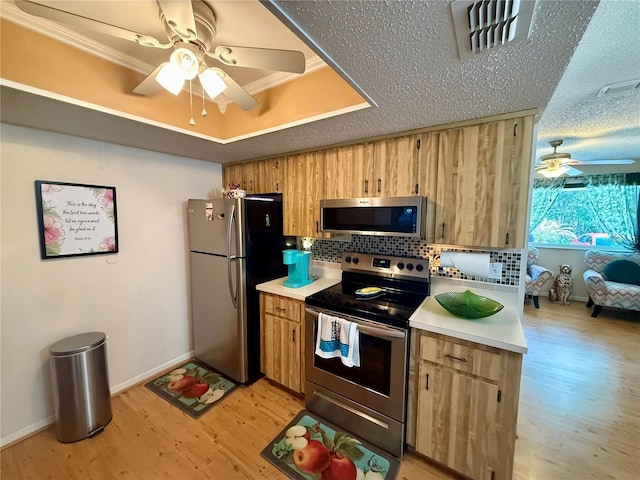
[{"xmin": 603, "ymin": 260, "xmax": 640, "ymax": 285}]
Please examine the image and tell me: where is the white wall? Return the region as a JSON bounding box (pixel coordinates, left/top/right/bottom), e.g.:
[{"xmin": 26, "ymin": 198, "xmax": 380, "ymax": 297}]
[
  {"xmin": 533, "ymin": 246, "xmax": 596, "ymax": 300},
  {"xmin": 0, "ymin": 124, "xmax": 222, "ymax": 446}
]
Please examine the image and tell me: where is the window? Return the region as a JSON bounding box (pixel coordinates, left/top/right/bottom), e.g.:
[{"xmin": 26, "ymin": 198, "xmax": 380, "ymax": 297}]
[{"xmin": 529, "ymin": 173, "xmax": 639, "ymax": 250}]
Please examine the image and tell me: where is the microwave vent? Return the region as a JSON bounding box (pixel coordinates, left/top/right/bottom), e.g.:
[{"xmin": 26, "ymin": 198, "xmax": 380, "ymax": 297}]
[{"xmin": 450, "ymin": 0, "xmax": 536, "ymax": 59}]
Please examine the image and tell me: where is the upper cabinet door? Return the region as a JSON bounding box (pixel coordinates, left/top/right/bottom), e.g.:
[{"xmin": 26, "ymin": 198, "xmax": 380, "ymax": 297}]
[
  {"xmin": 373, "ymin": 135, "xmax": 418, "ymax": 197},
  {"xmin": 433, "ymin": 116, "xmax": 534, "ymax": 248},
  {"xmin": 283, "ymin": 152, "xmax": 326, "ymax": 238},
  {"xmin": 415, "ymin": 132, "xmax": 439, "ymax": 243},
  {"xmin": 256, "ymin": 158, "xmax": 282, "ymax": 193},
  {"xmin": 324, "ymin": 143, "xmax": 375, "ymax": 199}
]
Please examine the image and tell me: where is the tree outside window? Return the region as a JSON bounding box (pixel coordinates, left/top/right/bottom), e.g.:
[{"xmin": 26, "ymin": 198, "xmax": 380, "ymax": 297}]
[{"xmin": 529, "ymin": 173, "xmax": 639, "ymax": 251}]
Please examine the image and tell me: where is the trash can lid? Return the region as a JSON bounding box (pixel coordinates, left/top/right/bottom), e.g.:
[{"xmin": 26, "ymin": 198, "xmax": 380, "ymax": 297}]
[{"xmin": 50, "ymin": 332, "xmax": 107, "ymax": 356}]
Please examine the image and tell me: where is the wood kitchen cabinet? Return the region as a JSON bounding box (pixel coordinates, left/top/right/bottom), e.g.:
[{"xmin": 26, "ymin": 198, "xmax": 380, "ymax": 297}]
[
  {"xmin": 259, "ymin": 292, "xmax": 305, "ymax": 393},
  {"xmin": 372, "ymin": 135, "xmax": 419, "ymax": 197},
  {"xmin": 223, "ymin": 158, "xmax": 282, "ymax": 194},
  {"xmin": 433, "ymin": 115, "xmax": 534, "ymax": 248},
  {"xmin": 323, "ymin": 135, "xmax": 419, "ymax": 199},
  {"xmin": 414, "ymin": 131, "xmax": 440, "ymax": 243},
  {"xmin": 324, "ymin": 143, "xmax": 374, "ymax": 199},
  {"xmin": 283, "ymin": 151, "xmax": 327, "ymax": 237},
  {"xmin": 406, "ymin": 330, "xmax": 522, "ymax": 480},
  {"xmin": 223, "ymin": 110, "xmax": 535, "ymax": 243}
]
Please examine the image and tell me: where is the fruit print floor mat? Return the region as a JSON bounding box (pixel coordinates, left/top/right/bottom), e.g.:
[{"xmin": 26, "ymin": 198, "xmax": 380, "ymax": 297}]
[
  {"xmin": 261, "ymin": 410, "xmax": 399, "ymax": 480},
  {"xmin": 144, "ymin": 360, "xmax": 239, "ymax": 419}
]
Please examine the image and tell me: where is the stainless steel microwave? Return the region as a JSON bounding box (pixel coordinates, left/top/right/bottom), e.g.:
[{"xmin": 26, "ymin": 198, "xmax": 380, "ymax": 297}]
[{"xmin": 320, "ymin": 196, "xmax": 427, "ymax": 238}]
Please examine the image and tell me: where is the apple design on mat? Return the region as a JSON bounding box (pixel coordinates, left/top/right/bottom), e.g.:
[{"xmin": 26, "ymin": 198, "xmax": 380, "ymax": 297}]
[
  {"xmin": 167, "ymin": 375, "xmax": 195, "ymax": 392},
  {"xmin": 285, "ymin": 425, "xmax": 311, "ymax": 450},
  {"xmin": 293, "ymin": 439, "xmax": 331, "ymax": 474},
  {"xmin": 182, "ymin": 381, "xmax": 210, "ymax": 398},
  {"xmin": 321, "ymin": 452, "xmax": 357, "ymax": 480}
]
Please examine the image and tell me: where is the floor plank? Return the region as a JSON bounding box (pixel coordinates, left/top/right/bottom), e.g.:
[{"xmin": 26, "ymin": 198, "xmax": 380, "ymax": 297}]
[{"xmin": 2, "ymin": 298, "xmax": 638, "ymax": 479}]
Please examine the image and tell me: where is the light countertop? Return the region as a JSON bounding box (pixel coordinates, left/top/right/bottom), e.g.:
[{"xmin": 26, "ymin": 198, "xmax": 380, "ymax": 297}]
[
  {"xmin": 410, "ymin": 280, "xmax": 528, "ymax": 354},
  {"xmin": 256, "ymin": 276, "xmax": 340, "ymax": 301}
]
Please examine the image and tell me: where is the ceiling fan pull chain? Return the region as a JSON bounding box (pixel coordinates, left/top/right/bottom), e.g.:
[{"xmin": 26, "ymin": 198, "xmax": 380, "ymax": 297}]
[
  {"xmin": 189, "ymin": 81, "xmax": 195, "ymax": 126},
  {"xmin": 201, "ymin": 85, "xmax": 208, "ymax": 117}
]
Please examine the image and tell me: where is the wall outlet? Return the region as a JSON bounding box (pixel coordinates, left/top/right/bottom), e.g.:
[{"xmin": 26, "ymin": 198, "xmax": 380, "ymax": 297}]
[{"xmin": 488, "ymin": 262, "xmax": 502, "ymax": 279}]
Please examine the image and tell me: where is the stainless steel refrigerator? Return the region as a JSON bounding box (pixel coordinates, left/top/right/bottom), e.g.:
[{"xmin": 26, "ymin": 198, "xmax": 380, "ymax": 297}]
[{"xmin": 187, "ymin": 195, "xmax": 289, "ymax": 384}]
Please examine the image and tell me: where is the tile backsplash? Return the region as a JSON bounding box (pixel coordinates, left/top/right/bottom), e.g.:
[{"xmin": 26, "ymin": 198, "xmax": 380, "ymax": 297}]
[{"xmin": 304, "ymin": 235, "xmax": 522, "ymax": 287}]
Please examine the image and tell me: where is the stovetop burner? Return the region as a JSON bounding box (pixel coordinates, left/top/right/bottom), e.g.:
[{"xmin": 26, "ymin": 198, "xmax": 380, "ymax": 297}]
[{"xmin": 305, "ymin": 252, "xmax": 430, "ymax": 328}]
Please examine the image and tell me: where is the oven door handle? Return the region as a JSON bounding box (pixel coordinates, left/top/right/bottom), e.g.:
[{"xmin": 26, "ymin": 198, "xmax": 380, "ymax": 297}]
[{"xmin": 306, "ymin": 308, "xmax": 406, "ymax": 340}]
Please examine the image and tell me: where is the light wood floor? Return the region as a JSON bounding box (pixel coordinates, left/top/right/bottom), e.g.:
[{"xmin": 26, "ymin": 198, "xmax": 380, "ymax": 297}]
[{"xmin": 2, "ymin": 299, "xmax": 639, "ymax": 480}]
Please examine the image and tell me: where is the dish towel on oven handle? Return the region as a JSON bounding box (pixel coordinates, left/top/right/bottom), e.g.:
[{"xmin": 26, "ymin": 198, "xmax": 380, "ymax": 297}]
[{"xmin": 315, "ymin": 313, "xmax": 360, "ymax": 367}]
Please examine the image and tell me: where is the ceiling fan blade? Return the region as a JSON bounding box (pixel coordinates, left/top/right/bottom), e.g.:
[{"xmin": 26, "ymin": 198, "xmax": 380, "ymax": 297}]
[
  {"xmin": 568, "ymin": 159, "xmax": 636, "ymax": 165},
  {"xmin": 208, "ymin": 46, "xmax": 306, "ymax": 74},
  {"xmin": 157, "ymin": 0, "xmax": 198, "ymax": 41},
  {"xmin": 212, "ymin": 69, "xmax": 259, "ymax": 111},
  {"xmin": 133, "ymin": 63, "xmax": 167, "ymax": 96},
  {"xmin": 15, "ymin": 0, "xmax": 171, "ymax": 49}
]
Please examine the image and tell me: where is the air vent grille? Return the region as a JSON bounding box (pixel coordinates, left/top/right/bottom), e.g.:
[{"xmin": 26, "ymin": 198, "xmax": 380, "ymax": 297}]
[{"xmin": 451, "ymin": 0, "xmax": 536, "ymax": 59}]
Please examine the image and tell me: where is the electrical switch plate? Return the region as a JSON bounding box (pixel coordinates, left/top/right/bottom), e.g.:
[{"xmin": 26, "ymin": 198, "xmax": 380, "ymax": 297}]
[{"xmin": 488, "ymin": 262, "xmax": 502, "ymax": 279}]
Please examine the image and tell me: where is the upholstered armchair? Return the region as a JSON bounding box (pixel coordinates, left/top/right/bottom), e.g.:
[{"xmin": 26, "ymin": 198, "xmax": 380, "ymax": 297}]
[
  {"xmin": 583, "ymin": 250, "xmax": 640, "ymax": 317},
  {"xmin": 525, "ymin": 247, "xmax": 554, "ymax": 308}
]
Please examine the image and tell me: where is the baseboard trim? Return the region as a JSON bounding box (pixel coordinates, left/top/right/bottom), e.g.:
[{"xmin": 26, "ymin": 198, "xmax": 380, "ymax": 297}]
[
  {"xmin": 0, "ymin": 350, "xmax": 195, "ymax": 449},
  {"xmin": 110, "ymin": 351, "xmax": 194, "ymax": 395}
]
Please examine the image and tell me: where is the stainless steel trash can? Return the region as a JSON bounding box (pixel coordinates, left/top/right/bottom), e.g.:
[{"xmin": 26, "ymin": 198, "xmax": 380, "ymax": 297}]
[{"xmin": 49, "ymin": 332, "xmax": 112, "ymax": 443}]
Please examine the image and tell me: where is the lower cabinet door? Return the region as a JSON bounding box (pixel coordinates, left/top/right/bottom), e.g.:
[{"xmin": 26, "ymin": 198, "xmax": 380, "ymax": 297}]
[
  {"xmin": 262, "ymin": 314, "xmax": 302, "ymax": 393},
  {"xmin": 415, "ymin": 362, "xmax": 499, "ymax": 480}
]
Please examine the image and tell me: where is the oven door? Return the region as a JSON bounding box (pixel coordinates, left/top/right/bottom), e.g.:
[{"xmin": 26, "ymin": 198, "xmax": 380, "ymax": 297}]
[{"xmin": 304, "ymin": 307, "xmax": 408, "ymax": 422}]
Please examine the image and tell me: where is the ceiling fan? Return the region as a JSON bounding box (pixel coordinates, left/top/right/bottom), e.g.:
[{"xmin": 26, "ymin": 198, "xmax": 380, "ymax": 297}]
[
  {"xmin": 15, "ymin": 0, "xmax": 306, "ymax": 115},
  {"xmin": 535, "ymin": 139, "xmax": 635, "ymax": 178}
]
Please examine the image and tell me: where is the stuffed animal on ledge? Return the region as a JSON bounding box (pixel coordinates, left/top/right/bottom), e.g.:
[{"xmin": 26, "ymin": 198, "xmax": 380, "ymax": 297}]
[{"xmin": 548, "ymin": 264, "xmax": 573, "ymax": 305}]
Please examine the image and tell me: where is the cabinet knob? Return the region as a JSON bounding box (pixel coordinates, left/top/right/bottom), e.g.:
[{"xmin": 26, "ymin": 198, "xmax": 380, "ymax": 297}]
[
  {"xmin": 505, "ymin": 232, "xmax": 510, "ymax": 245},
  {"xmin": 377, "ymin": 178, "xmax": 381, "ymax": 193},
  {"xmin": 275, "ymin": 307, "xmax": 286, "ymax": 312},
  {"xmin": 364, "ymin": 179, "xmax": 369, "ymax": 194},
  {"xmin": 292, "ymin": 330, "xmax": 296, "ymax": 342},
  {"xmin": 441, "ymin": 223, "xmax": 445, "ymax": 239}
]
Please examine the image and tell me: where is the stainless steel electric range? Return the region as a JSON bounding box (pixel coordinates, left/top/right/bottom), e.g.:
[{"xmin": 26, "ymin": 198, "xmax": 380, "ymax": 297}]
[{"xmin": 304, "ymin": 252, "xmax": 430, "ymax": 457}]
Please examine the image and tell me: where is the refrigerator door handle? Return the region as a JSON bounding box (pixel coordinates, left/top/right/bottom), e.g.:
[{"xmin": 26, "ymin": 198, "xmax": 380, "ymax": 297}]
[{"xmin": 227, "ymin": 204, "xmax": 238, "ymax": 308}]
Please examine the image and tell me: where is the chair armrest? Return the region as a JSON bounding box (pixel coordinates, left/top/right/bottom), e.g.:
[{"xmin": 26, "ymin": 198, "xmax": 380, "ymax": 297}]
[
  {"xmin": 583, "ymin": 269, "xmax": 607, "ymax": 304},
  {"xmin": 530, "ymin": 265, "xmax": 553, "ymax": 285}
]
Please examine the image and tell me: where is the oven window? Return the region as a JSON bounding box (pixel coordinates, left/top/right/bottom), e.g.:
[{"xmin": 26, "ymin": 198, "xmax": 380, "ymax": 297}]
[{"xmin": 314, "ymin": 332, "xmax": 392, "ymax": 396}]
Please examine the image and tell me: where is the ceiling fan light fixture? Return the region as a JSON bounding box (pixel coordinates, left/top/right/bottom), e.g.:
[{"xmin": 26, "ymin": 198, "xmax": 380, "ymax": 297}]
[
  {"xmin": 156, "ymin": 62, "xmax": 185, "ymax": 95},
  {"xmin": 169, "ymin": 47, "xmax": 199, "ymax": 80},
  {"xmin": 199, "ymin": 67, "xmax": 227, "ymax": 99}
]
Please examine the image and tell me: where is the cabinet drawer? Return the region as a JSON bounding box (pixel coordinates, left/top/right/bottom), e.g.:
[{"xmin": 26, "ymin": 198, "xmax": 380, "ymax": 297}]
[
  {"xmin": 419, "ymin": 334, "xmax": 503, "ymax": 381},
  {"xmin": 262, "ymin": 294, "xmax": 302, "ymax": 322}
]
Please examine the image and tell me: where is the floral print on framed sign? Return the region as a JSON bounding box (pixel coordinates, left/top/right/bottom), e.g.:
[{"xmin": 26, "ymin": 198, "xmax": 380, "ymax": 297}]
[{"xmin": 35, "ymin": 180, "xmax": 118, "ymax": 259}]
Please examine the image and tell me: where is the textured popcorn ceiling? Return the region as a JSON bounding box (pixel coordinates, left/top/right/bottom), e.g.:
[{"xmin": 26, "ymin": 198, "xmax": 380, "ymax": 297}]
[
  {"xmin": 4, "ymin": 0, "xmax": 633, "ymax": 167},
  {"xmin": 535, "ymin": 0, "xmax": 640, "ymax": 164}
]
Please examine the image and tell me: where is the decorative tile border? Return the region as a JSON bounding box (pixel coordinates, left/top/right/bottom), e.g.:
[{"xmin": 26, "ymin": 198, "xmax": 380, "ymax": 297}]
[{"xmin": 304, "ymin": 235, "xmax": 522, "ymax": 287}]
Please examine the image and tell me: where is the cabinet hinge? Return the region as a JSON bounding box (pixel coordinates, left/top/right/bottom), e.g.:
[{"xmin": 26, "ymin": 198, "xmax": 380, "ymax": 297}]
[
  {"xmin": 497, "ymin": 389, "xmax": 502, "ymax": 402},
  {"xmin": 416, "ymin": 138, "xmax": 421, "ymax": 150}
]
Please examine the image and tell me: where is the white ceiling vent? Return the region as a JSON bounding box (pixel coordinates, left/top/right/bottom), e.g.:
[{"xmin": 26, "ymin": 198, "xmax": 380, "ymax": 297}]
[{"xmin": 451, "ymin": 0, "xmax": 536, "ymax": 59}]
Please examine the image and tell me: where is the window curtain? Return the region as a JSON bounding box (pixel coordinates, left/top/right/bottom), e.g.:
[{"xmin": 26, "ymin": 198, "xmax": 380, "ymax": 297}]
[
  {"xmin": 529, "ymin": 177, "xmax": 567, "ymax": 232},
  {"xmin": 584, "ymin": 173, "xmax": 639, "ymax": 250}
]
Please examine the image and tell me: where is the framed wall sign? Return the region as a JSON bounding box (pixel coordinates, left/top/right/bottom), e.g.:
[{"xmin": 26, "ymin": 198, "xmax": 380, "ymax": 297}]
[{"xmin": 35, "ymin": 180, "xmax": 119, "ymax": 259}]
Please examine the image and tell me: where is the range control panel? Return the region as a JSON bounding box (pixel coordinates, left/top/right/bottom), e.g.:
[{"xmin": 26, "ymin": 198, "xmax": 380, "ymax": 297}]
[{"xmin": 341, "ymin": 252, "xmax": 429, "ymax": 280}]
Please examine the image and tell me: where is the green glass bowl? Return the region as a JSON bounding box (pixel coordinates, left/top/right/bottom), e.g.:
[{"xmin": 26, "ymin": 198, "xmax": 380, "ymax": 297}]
[{"xmin": 434, "ymin": 290, "xmax": 504, "ymax": 319}]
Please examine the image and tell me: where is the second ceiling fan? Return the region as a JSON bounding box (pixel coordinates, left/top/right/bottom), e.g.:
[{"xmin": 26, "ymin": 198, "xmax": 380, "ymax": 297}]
[
  {"xmin": 536, "ymin": 139, "xmax": 635, "ymax": 177},
  {"xmin": 16, "ymin": 0, "xmax": 306, "ymax": 113}
]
